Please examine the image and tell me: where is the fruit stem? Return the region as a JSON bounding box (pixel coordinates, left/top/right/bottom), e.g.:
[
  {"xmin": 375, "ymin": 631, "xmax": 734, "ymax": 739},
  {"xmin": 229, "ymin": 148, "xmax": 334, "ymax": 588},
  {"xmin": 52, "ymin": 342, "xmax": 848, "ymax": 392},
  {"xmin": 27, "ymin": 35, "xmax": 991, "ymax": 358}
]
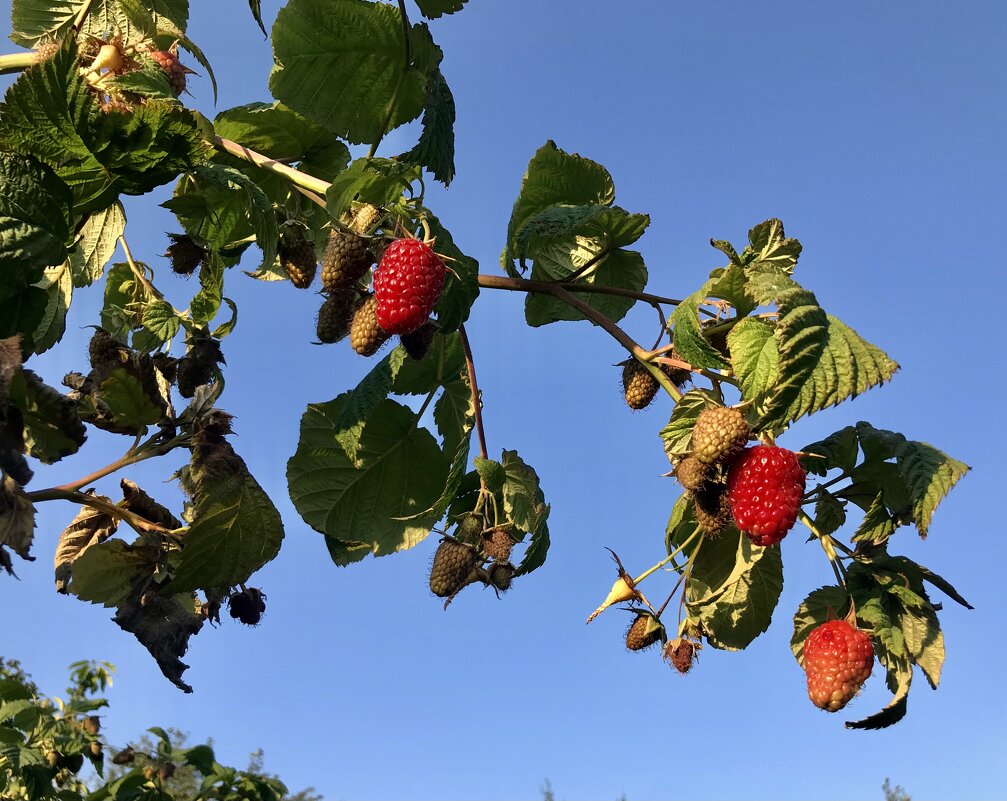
[
  {"xmin": 212, "ymin": 136, "xmax": 331, "ymax": 196},
  {"xmin": 633, "ymin": 527, "xmax": 700, "ymax": 586},
  {"xmin": 119, "ymin": 234, "xmax": 187, "ymax": 318},
  {"xmin": 0, "ymin": 52, "xmax": 37, "ymax": 74},
  {"xmin": 477, "ymin": 273, "xmax": 688, "ymax": 316},
  {"xmin": 798, "ymin": 511, "xmax": 848, "ymax": 585},
  {"xmin": 458, "ymin": 325, "xmax": 489, "ymax": 462},
  {"xmin": 366, "ymin": 0, "xmax": 411, "ymax": 160},
  {"xmin": 654, "ymin": 352, "xmax": 739, "ymax": 387}
]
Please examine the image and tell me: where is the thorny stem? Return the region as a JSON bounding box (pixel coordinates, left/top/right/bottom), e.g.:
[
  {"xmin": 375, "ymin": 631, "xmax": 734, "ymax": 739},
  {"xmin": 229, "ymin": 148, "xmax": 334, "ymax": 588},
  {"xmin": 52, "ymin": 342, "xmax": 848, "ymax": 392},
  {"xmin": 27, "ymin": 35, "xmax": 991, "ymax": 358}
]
[
  {"xmin": 458, "ymin": 325, "xmax": 489, "ymax": 461},
  {"xmin": 676, "ymin": 529, "xmax": 706, "ymax": 624},
  {"xmin": 366, "ymin": 0, "xmax": 411, "ymax": 160},
  {"xmin": 656, "ymin": 570, "xmax": 688, "ymax": 617},
  {"xmin": 213, "ymin": 136, "xmax": 331, "ymax": 196},
  {"xmin": 802, "ymin": 472, "xmax": 852, "ymax": 500}
]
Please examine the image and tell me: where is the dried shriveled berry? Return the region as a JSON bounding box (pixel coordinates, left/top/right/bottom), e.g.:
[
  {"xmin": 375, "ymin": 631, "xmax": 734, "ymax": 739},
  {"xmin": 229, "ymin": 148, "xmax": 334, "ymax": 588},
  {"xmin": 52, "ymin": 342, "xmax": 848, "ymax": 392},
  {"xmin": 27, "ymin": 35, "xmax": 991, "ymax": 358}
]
[
  {"xmin": 664, "ymin": 638, "xmax": 700, "ymax": 674},
  {"xmin": 674, "ymin": 456, "xmax": 709, "ymax": 492},
  {"xmin": 693, "ymin": 484, "xmax": 733, "ymax": 537},
  {"xmin": 400, "ymin": 322, "xmax": 436, "ymax": 360},
  {"xmin": 228, "ymin": 587, "xmax": 267, "ymax": 626},
  {"xmin": 480, "ymin": 527, "xmax": 515, "ymax": 562},
  {"xmin": 164, "ymin": 233, "xmax": 205, "ymax": 276}
]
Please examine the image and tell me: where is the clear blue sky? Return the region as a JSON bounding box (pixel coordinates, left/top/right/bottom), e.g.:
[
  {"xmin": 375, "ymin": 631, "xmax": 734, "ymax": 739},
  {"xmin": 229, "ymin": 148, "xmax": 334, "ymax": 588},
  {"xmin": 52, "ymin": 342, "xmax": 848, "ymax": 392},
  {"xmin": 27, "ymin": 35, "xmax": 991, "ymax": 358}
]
[{"xmin": 3, "ymin": 1, "xmax": 1006, "ymax": 799}]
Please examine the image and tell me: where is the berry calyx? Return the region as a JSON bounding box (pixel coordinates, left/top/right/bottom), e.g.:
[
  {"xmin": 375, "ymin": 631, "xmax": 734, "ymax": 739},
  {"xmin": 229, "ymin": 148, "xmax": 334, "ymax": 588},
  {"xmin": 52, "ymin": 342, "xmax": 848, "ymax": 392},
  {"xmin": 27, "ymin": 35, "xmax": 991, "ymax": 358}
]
[
  {"xmin": 727, "ymin": 445, "xmax": 806, "ymax": 546},
  {"xmin": 803, "ymin": 619, "xmax": 874, "ymax": 712},
  {"xmin": 691, "ymin": 406, "xmax": 750, "ymax": 465},
  {"xmin": 372, "ymin": 238, "xmax": 446, "ymax": 335}
]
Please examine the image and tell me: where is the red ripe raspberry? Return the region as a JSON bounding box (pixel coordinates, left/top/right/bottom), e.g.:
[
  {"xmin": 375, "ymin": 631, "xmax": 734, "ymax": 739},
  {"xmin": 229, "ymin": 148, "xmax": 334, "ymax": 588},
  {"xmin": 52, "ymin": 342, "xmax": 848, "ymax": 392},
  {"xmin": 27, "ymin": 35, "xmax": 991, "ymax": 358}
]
[
  {"xmin": 803, "ymin": 619, "xmax": 874, "ymax": 712},
  {"xmin": 372, "ymin": 238, "xmax": 445, "ymax": 335},
  {"xmin": 726, "ymin": 445, "xmax": 806, "ymax": 545}
]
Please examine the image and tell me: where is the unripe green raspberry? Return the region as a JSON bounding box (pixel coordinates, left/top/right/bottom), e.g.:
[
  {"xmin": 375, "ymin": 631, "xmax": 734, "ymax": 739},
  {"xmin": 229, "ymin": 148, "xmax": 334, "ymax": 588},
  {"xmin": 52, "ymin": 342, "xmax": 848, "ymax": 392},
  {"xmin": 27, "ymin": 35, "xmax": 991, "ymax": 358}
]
[
  {"xmin": 322, "ymin": 229, "xmax": 373, "ymax": 291},
  {"xmin": 349, "ymin": 294, "xmax": 391, "ymax": 357},
  {"xmin": 674, "ymin": 456, "xmax": 709, "ymax": 492},
  {"xmin": 316, "ymin": 290, "xmax": 357, "ymax": 344},
  {"xmin": 429, "ymin": 539, "xmax": 477, "ymax": 597},
  {"xmin": 690, "ymin": 406, "xmax": 750, "ymax": 464}
]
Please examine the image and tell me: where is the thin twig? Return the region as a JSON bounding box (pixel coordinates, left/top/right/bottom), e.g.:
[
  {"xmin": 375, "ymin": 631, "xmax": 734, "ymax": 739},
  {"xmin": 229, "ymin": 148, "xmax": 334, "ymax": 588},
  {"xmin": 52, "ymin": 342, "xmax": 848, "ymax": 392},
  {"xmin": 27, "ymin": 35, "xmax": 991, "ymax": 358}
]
[{"xmin": 458, "ymin": 325, "xmax": 488, "ymax": 461}]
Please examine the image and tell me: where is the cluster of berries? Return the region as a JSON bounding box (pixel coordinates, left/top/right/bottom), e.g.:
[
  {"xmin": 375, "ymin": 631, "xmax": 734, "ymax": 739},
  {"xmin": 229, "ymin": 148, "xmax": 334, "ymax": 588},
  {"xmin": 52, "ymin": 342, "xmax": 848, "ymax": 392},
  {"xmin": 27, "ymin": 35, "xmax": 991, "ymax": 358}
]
[
  {"xmin": 428, "ymin": 513, "xmax": 519, "ymax": 608},
  {"xmin": 271, "ymin": 205, "xmax": 446, "ymax": 362},
  {"xmin": 672, "ymin": 406, "xmax": 806, "ymax": 545}
]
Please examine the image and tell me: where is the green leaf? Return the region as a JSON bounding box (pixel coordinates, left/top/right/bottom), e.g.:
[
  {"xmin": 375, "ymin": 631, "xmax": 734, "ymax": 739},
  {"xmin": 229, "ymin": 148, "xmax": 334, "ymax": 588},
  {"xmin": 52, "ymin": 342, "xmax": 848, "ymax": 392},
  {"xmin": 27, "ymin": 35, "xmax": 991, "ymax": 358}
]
[
  {"xmin": 687, "ymin": 530, "xmax": 784, "ymax": 651},
  {"xmin": 895, "ymin": 440, "xmax": 969, "ymax": 538},
  {"xmin": 95, "ymin": 367, "xmax": 165, "ymax": 434},
  {"xmin": 400, "ymin": 68, "xmax": 455, "ymax": 185},
  {"xmin": 287, "ymin": 397, "xmax": 450, "ymax": 562},
  {"xmin": 669, "ymin": 288, "xmax": 730, "ymax": 370},
  {"xmin": 474, "ymin": 457, "xmax": 505, "ymax": 492},
  {"xmin": 790, "ymin": 585, "xmax": 850, "ymax": 665},
  {"xmin": 69, "ymin": 538, "xmax": 158, "ymax": 607},
  {"xmin": 100, "ymin": 262, "xmax": 143, "ymax": 341},
  {"xmin": 851, "ymin": 492, "xmax": 898, "ymax": 544},
  {"xmin": 727, "ymin": 317, "xmax": 778, "ymax": 402},
  {"xmin": 741, "ymin": 218, "xmax": 802, "ymax": 274},
  {"xmin": 28, "ymin": 262, "xmax": 73, "ymax": 355},
  {"xmin": 813, "ymin": 490, "xmax": 847, "ymax": 537},
  {"xmin": 106, "ymin": 62, "xmax": 180, "ymax": 104},
  {"xmin": 917, "ymin": 563, "xmax": 973, "ymax": 610},
  {"xmin": 514, "ymin": 516, "xmax": 550, "ymax": 578},
  {"xmin": 845, "ymin": 661, "xmax": 911, "ymax": 730},
  {"xmin": 707, "ymin": 263, "xmax": 756, "ymax": 316},
  {"xmin": 0, "ymin": 153, "xmax": 73, "ymax": 298},
  {"xmin": 0, "ymin": 43, "xmax": 210, "ymax": 215},
  {"xmin": 139, "ymin": 299, "xmax": 181, "ymax": 347},
  {"xmin": 68, "ymin": 203, "xmax": 126, "ymax": 288},
  {"xmin": 163, "ymin": 165, "xmax": 276, "ymax": 264},
  {"xmin": 114, "ymin": 592, "xmax": 203, "ymax": 693},
  {"xmin": 525, "ymin": 245, "xmax": 647, "ymax": 327},
  {"xmin": 500, "ymin": 450, "xmax": 548, "ymax": 536},
  {"xmin": 214, "ymin": 102, "xmax": 351, "ymax": 187},
  {"xmin": 901, "ymin": 603, "xmax": 944, "ymax": 689},
  {"xmin": 392, "ymin": 332, "xmax": 464, "ymax": 396},
  {"xmin": 247, "ymin": 0, "xmax": 267, "ymax": 34},
  {"xmin": 270, "ymin": 0, "xmax": 442, "ymax": 144},
  {"xmin": 0, "ymin": 287, "xmax": 48, "ymax": 353},
  {"xmin": 752, "ymin": 284, "xmax": 828, "ymax": 431},
  {"xmin": 172, "ymin": 441, "xmax": 284, "ymax": 592},
  {"xmin": 8, "ymin": 370, "xmax": 86, "ymax": 463},
  {"xmin": 414, "ymin": 0, "xmax": 469, "ymax": 17},
  {"xmin": 800, "ymin": 425, "xmax": 859, "ymax": 477},
  {"xmin": 434, "ymin": 376, "xmax": 472, "ymax": 455},
  {"xmin": 189, "ymin": 257, "xmax": 224, "ymax": 326},
  {"xmin": 10, "ymin": 0, "xmax": 78, "ymax": 46},
  {"xmin": 325, "ymin": 158, "xmax": 420, "ymax": 222},
  {"xmin": 659, "ymin": 388, "xmax": 719, "ymax": 461},
  {"xmin": 502, "ymin": 141, "xmax": 615, "ymax": 276},
  {"xmin": 333, "ymin": 348, "xmax": 406, "ymax": 460},
  {"xmin": 398, "ymin": 418, "xmax": 472, "ymax": 523}
]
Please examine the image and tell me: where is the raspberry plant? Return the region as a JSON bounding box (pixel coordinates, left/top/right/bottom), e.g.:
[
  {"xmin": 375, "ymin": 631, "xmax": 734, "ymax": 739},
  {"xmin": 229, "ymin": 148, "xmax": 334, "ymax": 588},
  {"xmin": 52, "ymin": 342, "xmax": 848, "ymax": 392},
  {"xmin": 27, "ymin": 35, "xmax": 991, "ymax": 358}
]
[{"xmin": 0, "ymin": 0, "xmax": 971, "ymax": 735}]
